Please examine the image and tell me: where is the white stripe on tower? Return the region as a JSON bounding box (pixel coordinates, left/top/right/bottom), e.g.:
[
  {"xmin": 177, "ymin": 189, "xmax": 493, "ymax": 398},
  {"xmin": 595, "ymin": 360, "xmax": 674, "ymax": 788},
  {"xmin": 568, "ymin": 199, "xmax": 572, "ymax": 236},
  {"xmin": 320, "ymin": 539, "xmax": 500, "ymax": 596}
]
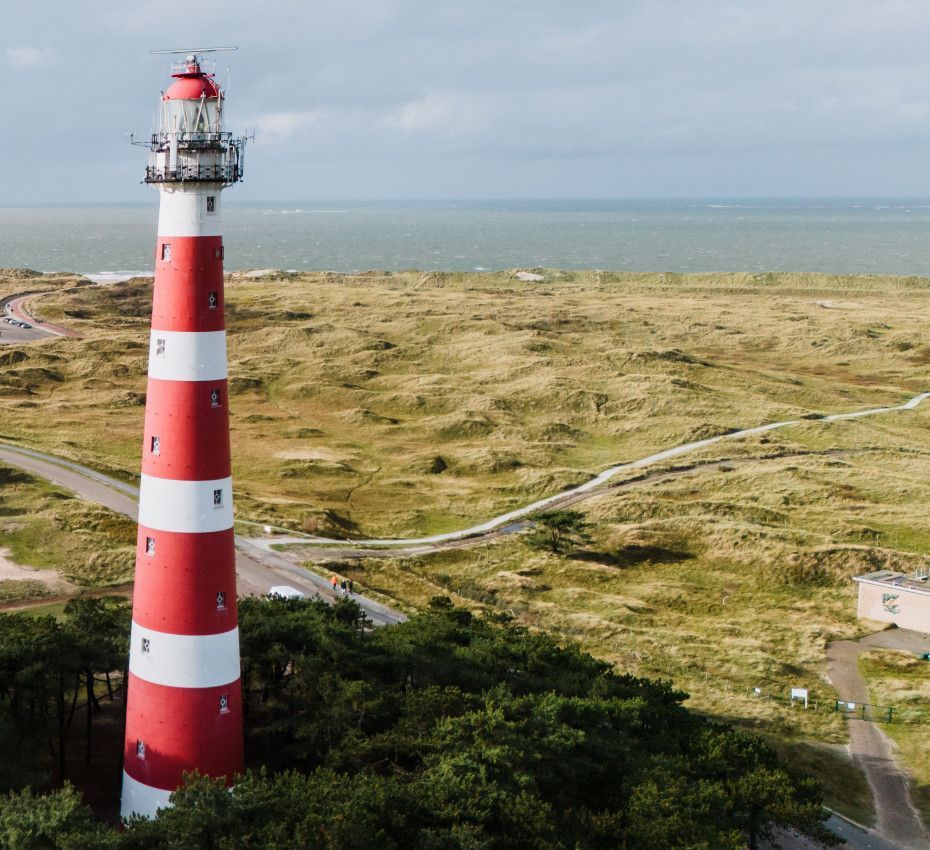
[
  {"xmin": 122, "ymin": 52, "xmax": 245, "ymax": 821},
  {"xmin": 147, "ymin": 330, "xmax": 228, "ymax": 382},
  {"xmin": 137, "ymin": 475, "xmax": 234, "ymax": 533}
]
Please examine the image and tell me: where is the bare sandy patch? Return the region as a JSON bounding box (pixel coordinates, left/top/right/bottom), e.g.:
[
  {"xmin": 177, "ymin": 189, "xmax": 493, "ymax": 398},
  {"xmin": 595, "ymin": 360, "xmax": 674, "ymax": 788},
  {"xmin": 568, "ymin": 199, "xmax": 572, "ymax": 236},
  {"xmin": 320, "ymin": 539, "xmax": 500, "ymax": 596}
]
[
  {"xmin": 0, "ymin": 548, "xmax": 72, "ymax": 589},
  {"xmin": 816, "ymin": 299, "xmax": 865, "ymax": 309}
]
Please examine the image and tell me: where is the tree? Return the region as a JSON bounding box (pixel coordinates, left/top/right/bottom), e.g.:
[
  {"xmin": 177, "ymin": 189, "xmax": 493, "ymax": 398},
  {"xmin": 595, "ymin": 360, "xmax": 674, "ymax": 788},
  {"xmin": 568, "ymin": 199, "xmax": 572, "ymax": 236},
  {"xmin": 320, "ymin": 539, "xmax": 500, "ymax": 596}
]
[
  {"xmin": 0, "ymin": 597, "xmax": 833, "ymax": 849},
  {"xmin": 525, "ymin": 510, "xmax": 591, "ymax": 554},
  {"xmin": 0, "ymin": 784, "xmax": 116, "ymax": 850}
]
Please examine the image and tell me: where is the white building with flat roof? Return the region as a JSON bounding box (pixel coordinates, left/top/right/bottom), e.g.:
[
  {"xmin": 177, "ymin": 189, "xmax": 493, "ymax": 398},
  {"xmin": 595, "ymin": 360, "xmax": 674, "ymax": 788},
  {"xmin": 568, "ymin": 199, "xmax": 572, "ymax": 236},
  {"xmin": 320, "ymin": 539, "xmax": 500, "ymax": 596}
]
[{"xmin": 854, "ymin": 570, "xmax": 930, "ymax": 634}]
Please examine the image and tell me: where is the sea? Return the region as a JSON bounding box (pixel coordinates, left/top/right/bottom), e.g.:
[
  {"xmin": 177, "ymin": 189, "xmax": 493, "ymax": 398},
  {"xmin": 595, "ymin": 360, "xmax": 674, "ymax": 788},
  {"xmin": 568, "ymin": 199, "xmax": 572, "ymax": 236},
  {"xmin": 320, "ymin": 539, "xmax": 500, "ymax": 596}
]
[{"xmin": 4, "ymin": 199, "xmax": 930, "ymax": 278}]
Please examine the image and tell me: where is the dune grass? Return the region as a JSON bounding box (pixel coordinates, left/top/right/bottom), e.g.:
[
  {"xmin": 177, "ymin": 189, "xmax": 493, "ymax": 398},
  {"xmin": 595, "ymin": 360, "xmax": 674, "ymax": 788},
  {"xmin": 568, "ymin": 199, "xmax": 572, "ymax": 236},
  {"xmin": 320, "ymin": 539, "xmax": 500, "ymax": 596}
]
[
  {"xmin": 4, "ymin": 267, "xmax": 930, "ymax": 814},
  {"xmin": 2, "ymin": 269, "xmax": 929, "ymax": 537},
  {"xmin": 0, "ymin": 463, "xmax": 135, "ymax": 591}
]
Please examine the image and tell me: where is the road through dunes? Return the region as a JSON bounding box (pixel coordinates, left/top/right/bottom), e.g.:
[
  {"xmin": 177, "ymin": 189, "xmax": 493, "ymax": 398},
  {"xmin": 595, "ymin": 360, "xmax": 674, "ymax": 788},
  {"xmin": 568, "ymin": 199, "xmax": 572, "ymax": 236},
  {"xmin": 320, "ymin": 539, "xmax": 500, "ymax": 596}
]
[
  {"xmin": 0, "ymin": 443, "xmax": 404, "ymax": 626},
  {"xmin": 0, "ymin": 292, "xmax": 78, "ymax": 340}
]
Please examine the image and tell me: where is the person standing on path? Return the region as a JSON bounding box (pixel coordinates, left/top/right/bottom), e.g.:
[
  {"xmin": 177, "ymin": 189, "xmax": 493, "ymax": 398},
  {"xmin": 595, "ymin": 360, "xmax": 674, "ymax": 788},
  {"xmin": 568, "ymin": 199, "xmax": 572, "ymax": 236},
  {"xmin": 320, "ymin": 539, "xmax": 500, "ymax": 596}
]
[
  {"xmin": 348, "ymin": 579, "xmax": 354, "ymax": 595},
  {"xmin": 340, "ymin": 579, "xmax": 348, "ymax": 597},
  {"xmin": 330, "ymin": 574, "xmax": 339, "ymax": 596}
]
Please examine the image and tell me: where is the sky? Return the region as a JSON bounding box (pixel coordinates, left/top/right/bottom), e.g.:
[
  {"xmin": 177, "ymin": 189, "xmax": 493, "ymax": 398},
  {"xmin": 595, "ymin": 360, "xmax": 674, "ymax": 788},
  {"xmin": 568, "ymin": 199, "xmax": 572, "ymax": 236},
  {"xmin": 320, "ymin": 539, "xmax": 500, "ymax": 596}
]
[{"xmin": 4, "ymin": 0, "xmax": 930, "ymax": 202}]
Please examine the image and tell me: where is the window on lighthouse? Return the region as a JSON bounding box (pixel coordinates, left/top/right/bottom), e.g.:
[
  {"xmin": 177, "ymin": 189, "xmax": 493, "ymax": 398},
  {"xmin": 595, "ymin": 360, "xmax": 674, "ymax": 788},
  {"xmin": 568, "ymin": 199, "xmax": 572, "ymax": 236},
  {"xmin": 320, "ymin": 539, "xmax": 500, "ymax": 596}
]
[
  {"xmin": 210, "ymin": 388, "xmax": 221, "ymax": 407},
  {"xmin": 161, "ymin": 243, "xmax": 171, "ymax": 262},
  {"xmin": 155, "ymin": 338, "xmax": 166, "ymax": 357},
  {"xmin": 213, "ymin": 488, "xmax": 223, "ymax": 507},
  {"xmin": 208, "ymin": 291, "xmax": 218, "ymax": 310},
  {"xmin": 214, "ymin": 246, "xmax": 224, "ymax": 260},
  {"xmin": 141, "ymin": 637, "xmax": 151, "ymax": 654},
  {"xmin": 145, "ymin": 536, "xmax": 155, "ymax": 556},
  {"xmin": 136, "ymin": 739, "xmax": 145, "ymax": 759},
  {"xmin": 219, "ymin": 693, "xmax": 229, "ymax": 713},
  {"xmin": 150, "ymin": 435, "xmax": 161, "ymax": 455},
  {"xmin": 206, "ymin": 196, "xmax": 216, "ymax": 214},
  {"xmin": 216, "ymin": 591, "xmax": 227, "ymax": 610}
]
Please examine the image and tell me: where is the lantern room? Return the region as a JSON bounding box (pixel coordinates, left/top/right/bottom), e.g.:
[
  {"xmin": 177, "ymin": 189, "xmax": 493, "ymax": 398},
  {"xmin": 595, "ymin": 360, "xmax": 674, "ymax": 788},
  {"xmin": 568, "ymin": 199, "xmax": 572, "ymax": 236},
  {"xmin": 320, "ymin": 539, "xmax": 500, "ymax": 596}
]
[{"xmin": 157, "ymin": 56, "xmax": 223, "ymax": 142}]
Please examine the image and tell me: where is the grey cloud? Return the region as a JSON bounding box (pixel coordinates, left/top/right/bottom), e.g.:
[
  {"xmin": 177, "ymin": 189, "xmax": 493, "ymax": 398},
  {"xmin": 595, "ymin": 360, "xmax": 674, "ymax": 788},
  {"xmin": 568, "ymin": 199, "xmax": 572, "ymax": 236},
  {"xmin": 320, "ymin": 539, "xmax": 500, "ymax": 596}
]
[{"xmin": 3, "ymin": 0, "xmax": 930, "ymax": 201}]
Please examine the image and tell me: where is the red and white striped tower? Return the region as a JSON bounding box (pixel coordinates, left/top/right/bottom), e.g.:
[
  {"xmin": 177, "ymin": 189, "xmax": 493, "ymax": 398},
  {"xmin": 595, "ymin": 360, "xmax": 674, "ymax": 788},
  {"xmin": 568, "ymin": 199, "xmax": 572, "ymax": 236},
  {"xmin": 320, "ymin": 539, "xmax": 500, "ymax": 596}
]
[{"xmin": 121, "ymin": 51, "xmax": 247, "ymax": 820}]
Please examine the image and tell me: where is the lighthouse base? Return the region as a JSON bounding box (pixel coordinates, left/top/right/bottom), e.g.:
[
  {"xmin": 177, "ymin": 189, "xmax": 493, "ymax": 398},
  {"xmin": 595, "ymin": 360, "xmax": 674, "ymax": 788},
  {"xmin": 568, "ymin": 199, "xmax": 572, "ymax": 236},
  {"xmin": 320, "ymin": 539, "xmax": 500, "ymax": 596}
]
[{"xmin": 120, "ymin": 771, "xmax": 173, "ymax": 820}]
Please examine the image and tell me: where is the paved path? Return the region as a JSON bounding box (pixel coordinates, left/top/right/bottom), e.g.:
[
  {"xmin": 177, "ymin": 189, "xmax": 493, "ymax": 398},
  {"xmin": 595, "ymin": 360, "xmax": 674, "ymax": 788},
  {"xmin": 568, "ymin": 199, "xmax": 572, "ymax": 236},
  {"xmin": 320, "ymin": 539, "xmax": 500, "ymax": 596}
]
[
  {"xmin": 827, "ymin": 630, "xmax": 930, "ymax": 850},
  {"xmin": 245, "ymin": 392, "xmax": 930, "ymax": 550}
]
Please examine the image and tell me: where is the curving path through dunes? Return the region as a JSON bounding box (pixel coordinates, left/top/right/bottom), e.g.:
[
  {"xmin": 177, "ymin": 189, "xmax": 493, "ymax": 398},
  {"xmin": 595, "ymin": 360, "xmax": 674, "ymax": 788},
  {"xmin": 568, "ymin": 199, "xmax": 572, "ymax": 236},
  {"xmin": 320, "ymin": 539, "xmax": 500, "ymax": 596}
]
[{"xmin": 251, "ymin": 391, "xmax": 930, "ymax": 549}]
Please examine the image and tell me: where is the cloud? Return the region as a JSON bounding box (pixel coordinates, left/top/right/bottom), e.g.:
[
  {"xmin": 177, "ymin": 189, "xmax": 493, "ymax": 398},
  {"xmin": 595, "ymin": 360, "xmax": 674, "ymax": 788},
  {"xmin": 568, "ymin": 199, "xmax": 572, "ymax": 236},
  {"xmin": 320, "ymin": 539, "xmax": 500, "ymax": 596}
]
[
  {"xmin": 250, "ymin": 110, "xmax": 326, "ymax": 142},
  {"xmin": 6, "ymin": 46, "xmax": 57, "ymax": 70}
]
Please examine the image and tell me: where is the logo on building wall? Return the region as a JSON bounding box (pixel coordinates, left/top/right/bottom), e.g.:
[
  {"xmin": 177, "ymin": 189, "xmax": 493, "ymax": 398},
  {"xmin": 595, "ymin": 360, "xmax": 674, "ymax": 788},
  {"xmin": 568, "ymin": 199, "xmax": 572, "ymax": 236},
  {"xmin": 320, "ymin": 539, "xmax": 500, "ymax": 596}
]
[{"xmin": 882, "ymin": 593, "xmax": 901, "ymax": 614}]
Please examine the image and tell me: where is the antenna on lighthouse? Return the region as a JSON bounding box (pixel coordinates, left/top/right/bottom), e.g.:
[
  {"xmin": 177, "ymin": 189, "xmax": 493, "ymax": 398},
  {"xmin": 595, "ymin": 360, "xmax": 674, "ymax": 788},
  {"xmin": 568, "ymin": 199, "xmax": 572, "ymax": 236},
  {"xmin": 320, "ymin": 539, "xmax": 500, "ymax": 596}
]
[{"xmin": 150, "ymin": 46, "xmax": 238, "ymax": 55}]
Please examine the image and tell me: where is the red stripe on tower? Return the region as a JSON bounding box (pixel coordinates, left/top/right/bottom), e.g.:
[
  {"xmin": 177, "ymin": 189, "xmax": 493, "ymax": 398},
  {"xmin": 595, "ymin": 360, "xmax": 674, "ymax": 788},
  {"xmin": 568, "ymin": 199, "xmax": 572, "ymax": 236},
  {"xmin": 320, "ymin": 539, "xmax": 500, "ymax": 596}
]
[{"xmin": 122, "ymin": 50, "xmax": 247, "ymax": 821}]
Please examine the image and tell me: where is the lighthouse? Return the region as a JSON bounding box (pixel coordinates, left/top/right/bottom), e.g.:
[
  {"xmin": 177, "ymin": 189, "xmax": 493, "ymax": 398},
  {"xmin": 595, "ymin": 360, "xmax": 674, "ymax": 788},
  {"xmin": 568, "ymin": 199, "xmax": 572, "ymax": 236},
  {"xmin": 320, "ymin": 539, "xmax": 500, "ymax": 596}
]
[{"xmin": 121, "ymin": 50, "xmax": 247, "ymax": 819}]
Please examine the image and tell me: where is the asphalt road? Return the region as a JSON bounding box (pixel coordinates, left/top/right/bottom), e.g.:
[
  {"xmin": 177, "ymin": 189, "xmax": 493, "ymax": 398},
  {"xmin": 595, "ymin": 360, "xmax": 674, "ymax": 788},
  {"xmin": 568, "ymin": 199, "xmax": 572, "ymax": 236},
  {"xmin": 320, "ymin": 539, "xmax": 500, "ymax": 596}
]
[
  {"xmin": 0, "ymin": 293, "xmax": 55, "ymax": 343},
  {"xmin": 0, "ymin": 443, "xmax": 404, "ymax": 626}
]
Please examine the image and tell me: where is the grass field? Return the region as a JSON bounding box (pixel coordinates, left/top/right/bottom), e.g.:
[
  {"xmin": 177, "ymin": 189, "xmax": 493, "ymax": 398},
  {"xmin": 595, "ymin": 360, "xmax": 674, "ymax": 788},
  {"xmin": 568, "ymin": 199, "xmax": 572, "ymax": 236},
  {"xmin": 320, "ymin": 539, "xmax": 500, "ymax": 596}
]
[
  {"xmin": 0, "ymin": 462, "xmax": 135, "ymax": 594},
  {"xmin": 3, "ymin": 267, "xmax": 930, "ymax": 818}
]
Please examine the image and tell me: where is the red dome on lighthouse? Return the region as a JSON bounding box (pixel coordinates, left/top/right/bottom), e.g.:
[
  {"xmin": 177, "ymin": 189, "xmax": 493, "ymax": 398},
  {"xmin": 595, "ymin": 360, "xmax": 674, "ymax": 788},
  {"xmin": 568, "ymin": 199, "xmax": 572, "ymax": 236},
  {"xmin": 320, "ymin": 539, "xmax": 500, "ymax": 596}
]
[{"xmin": 163, "ymin": 73, "xmax": 220, "ymax": 101}]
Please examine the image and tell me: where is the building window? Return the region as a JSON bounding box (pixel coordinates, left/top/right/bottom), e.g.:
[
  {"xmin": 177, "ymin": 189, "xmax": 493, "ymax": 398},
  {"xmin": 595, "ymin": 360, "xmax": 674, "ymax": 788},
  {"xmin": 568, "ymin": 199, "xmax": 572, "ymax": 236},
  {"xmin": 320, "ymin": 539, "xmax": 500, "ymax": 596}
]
[
  {"xmin": 150, "ymin": 435, "xmax": 160, "ymax": 455},
  {"xmin": 161, "ymin": 243, "xmax": 171, "ymax": 262},
  {"xmin": 206, "ymin": 196, "xmax": 216, "ymax": 214},
  {"xmin": 210, "ymin": 388, "xmax": 221, "ymax": 408},
  {"xmin": 136, "ymin": 739, "xmax": 145, "ymax": 759},
  {"xmin": 214, "ymin": 245, "xmax": 224, "ymax": 260},
  {"xmin": 208, "ymin": 291, "xmax": 218, "ymax": 310},
  {"xmin": 141, "ymin": 637, "xmax": 151, "ymax": 654},
  {"xmin": 145, "ymin": 536, "xmax": 155, "ymax": 556},
  {"xmin": 219, "ymin": 693, "xmax": 229, "ymax": 713},
  {"xmin": 216, "ymin": 591, "xmax": 227, "ymax": 610},
  {"xmin": 155, "ymin": 338, "xmax": 166, "ymax": 356},
  {"xmin": 213, "ymin": 488, "xmax": 223, "ymax": 507}
]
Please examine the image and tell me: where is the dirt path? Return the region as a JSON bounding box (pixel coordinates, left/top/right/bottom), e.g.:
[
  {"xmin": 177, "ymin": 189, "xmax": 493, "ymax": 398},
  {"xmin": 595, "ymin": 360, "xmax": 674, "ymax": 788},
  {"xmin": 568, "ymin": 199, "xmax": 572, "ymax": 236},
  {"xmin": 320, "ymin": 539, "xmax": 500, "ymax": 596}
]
[{"xmin": 827, "ymin": 630, "xmax": 930, "ymax": 850}]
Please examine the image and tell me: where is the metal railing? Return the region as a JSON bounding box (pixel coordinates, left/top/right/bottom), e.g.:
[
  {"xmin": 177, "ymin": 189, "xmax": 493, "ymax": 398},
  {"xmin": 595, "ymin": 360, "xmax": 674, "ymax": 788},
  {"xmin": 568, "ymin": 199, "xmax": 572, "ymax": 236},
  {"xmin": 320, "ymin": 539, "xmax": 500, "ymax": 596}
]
[
  {"xmin": 150, "ymin": 131, "xmax": 234, "ymax": 150},
  {"xmin": 144, "ymin": 163, "xmax": 242, "ymax": 184}
]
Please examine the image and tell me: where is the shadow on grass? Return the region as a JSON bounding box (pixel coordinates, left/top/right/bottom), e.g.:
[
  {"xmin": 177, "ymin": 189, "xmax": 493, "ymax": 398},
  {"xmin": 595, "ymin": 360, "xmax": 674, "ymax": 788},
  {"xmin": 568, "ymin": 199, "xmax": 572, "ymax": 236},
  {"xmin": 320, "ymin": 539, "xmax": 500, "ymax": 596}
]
[
  {"xmin": 774, "ymin": 739, "xmax": 876, "ymax": 828},
  {"xmin": 572, "ymin": 545, "xmax": 692, "ymax": 568}
]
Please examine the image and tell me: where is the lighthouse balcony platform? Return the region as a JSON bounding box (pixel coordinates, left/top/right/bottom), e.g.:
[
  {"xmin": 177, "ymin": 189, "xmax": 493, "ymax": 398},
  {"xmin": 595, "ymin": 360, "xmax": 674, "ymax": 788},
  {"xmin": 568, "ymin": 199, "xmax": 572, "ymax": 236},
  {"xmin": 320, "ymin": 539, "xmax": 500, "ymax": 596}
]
[
  {"xmin": 149, "ymin": 131, "xmax": 237, "ymax": 151},
  {"xmin": 144, "ymin": 164, "xmax": 242, "ymax": 184}
]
